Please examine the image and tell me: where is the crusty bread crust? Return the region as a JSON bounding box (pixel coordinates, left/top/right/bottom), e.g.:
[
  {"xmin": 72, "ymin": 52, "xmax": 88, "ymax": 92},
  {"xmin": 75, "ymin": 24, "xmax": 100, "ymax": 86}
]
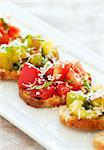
[
  {"xmin": 19, "ymin": 88, "xmax": 66, "ymax": 108},
  {"xmin": 93, "ymin": 132, "xmax": 104, "ymax": 150},
  {"xmin": 0, "ymin": 69, "xmax": 19, "ymax": 80},
  {"xmin": 59, "ymin": 106, "xmax": 104, "ymax": 131}
]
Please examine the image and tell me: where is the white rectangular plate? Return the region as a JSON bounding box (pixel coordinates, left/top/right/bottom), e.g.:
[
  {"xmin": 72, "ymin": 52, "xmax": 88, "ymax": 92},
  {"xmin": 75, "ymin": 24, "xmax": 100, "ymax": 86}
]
[{"xmin": 0, "ymin": 2, "xmax": 104, "ymax": 150}]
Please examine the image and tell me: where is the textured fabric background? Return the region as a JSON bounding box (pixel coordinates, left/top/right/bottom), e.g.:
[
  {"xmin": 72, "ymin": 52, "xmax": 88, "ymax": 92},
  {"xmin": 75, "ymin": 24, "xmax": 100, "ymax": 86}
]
[
  {"xmin": 0, "ymin": 117, "xmax": 45, "ymax": 150},
  {"xmin": 1, "ymin": 1, "xmax": 104, "ymax": 150}
]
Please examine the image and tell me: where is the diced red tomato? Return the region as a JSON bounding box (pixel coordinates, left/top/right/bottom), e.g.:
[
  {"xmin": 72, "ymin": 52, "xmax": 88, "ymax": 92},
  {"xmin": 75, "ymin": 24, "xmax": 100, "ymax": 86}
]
[
  {"xmin": 8, "ymin": 26, "xmax": 20, "ymax": 38},
  {"xmin": 0, "ymin": 20, "xmax": 3, "ymax": 26},
  {"xmin": 0, "ymin": 34, "xmax": 9, "ymax": 44},
  {"xmin": 88, "ymin": 75, "xmax": 92, "ymax": 82},
  {"xmin": 0, "ymin": 18, "xmax": 20, "ymax": 45},
  {"xmin": 45, "ymin": 66, "xmax": 54, "ymax": 77},
  {"xmin": 0, "ymin": 28, "xmax": 4, "ymax": 35},
  {"xmin": 18, "ymin": 63, "xmax": 41, "ymax": 89},
  {"xmin": 64, "ymin": 63, "xmax": 73, "ymax": 72},
  {"xmin": 66, "ymin": 70, "xmax": 81, "ymax": 90},
  {"xmin": 30, "ymin": 85, "xmax": 55, "ymax": 100},
  {"xmin": 45, "ymin": 63, "xmax": 67, "ymax": 81},
  {"xmin": 56, "ymin": 82, "xmax": 70, "ymax": 97},
  {"xmin": 73, "ymin": 61, "xmax": 86, "ymax": 75},
  {"xmin": 53, "ymin": 64, "xmax": 64, "ymax": 80}
]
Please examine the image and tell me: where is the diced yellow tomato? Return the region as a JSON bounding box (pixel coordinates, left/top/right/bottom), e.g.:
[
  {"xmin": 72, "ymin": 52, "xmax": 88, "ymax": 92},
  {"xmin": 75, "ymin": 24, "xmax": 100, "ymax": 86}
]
[
  {"xmin": 52, "ymin": 49, "xmax": 59, "ymax": 59},
  {"xmin": 42, "ymin": 41, "xmax": 53, "ymax": 55},
  {"xmin": 0, "ymin": 52, "xmax": 13, "ymax": 70},
  {"xmin": 91, "ymin": 98, "xmax": 104, "ymax": 107},
  {"xmin": 6, "ymin": 46, "xmax": 26, "ymax": 63}
]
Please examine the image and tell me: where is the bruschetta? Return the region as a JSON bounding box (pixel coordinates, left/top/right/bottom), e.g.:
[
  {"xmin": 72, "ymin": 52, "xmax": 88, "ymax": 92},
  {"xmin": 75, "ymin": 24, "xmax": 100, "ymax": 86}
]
[
  {"xmin": 0, "ymin": 34, "xmax": 59, "ymax": 80},
  {"xmin": 18, "ymin": 61, "xmax": 91, "ymax": 108},
  {"xmin": 59, "ymin": 88, "xmax": 104, "ymax": 131}
]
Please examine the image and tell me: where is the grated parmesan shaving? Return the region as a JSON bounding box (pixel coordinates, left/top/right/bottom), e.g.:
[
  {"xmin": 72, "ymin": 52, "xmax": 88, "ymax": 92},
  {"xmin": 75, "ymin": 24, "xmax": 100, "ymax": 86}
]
[
  {"xmin": 88, "ymin": 90, "xmax": 104, "ymax": 101},
  {"xmin": 40, "ymin": 61, "xmax": 53, "ymax": 75}
]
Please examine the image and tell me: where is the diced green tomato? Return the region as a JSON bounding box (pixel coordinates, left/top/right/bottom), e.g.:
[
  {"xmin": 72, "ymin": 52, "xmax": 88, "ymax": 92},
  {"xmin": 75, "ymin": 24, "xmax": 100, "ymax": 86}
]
[
  {"xmin": 68, "ymin": 100, "xmax": 100, "ymax": 119},
  {"xmin": 30, "ymin": 53, "xmax": 42, "ymax": 66},
  {"xmin": 66, "ymin": 91, "xmax": 85, "ymax": 107},
  {"xmin": 91, "ymin": 98, "xmax": 104, "ymax": 107},
  {"xmin": 24, "ymin": 35, "xmax": 34, "ymax": 48},
  {"xmin": 24, "ymin": 35, "xmax": 40, "ymax": 49},
  {"xmin": 6, "ymin": 46, "xmax": 26, "ymax": 63},
  {"xmin": 42, "ymin": 41, "xmax": 53, "ymax": 55},
  {"xmin": 0, "ymin": 52, "xmax": 13, "ymax": 70}
]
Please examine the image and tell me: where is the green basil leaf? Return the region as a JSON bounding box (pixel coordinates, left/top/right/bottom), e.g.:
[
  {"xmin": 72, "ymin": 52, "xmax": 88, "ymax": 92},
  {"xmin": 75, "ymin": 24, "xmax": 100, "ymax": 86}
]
[
  {"xmin": 30, "ymin": 81, "xmax": 52, "ymax": 90},
  {"xmin": 43, "ymin": 81, "xmax": 52, "ymax": 88},
  {"xmin": 68, "ymin": 80, "xmax": 73, "ymax": 83},
  {"xmin": 33, "ymin": 85, "xmax": 43, "ymax": 90},
  {"xmin": 83, "ymin": 78, "xmax": 91, "ymax": 92},
  {"xmin": 1, "ymin": 18, "xmax": 9, "ymax": 30}
]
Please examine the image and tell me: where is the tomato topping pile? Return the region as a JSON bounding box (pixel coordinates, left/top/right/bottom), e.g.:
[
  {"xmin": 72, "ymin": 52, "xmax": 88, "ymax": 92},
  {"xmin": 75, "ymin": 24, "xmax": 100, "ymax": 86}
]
[
  {"xmin": 0, "ymin": 18, "xmax": 20, "ymax": 45},
  {"xmin": 18, "ymin": 61, "xmax": 91, "ymax": 100}
]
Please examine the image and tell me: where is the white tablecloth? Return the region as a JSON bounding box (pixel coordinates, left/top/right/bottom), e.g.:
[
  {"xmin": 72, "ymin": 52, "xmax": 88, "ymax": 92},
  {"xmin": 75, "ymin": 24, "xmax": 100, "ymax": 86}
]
[{"xmin": 1, "ymin": 1, "xmax": 104, "ymax": 150}]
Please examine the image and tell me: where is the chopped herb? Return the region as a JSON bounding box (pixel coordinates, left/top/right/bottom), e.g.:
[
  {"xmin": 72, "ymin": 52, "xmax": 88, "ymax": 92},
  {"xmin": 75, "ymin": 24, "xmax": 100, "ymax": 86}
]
[
  {"xmin": 13, "ymin": 65, "xmax": 19, "ymax": 71},
  {"xmin": 83, "ymin": 78, "xmax": 91, "ymax": 92},
  {"xmin": 64, "ymin": 79, "xmax": 73, "ymax": 83},
  {"xmin": 1, "ymin": 18, "xmax": 9, "ymax": 30},
  {"xmin": 68, "ymin": 80, "xmax": 73, "ymax": 83},
  {"xmin": 83, "ymin": 101, "xmax": 93, "ymax": 110},
  {"xmin": 13, "ymin": 62, "xmax": 21, "ymax": 71},
  {"xmin": 33, "ymin": 85, "xmax": 43, "ymax": 90},
  {"xmin": 42, "ymin": 57, "xmax": 48, "ymax": 65},
  {"xmin": 43, "ymin": 81, "xmax": 52, "ymax": 88},
  {"xmin": 28, "ymin": 81, "xmax": 52, "ymax": 90},
  {"xmin": 34, "ymin": 35, "xmax": 45, "ymax": 41},
  {"xmin": 45, "ymin": 62, "xmax": 51, "ymax": 68}
]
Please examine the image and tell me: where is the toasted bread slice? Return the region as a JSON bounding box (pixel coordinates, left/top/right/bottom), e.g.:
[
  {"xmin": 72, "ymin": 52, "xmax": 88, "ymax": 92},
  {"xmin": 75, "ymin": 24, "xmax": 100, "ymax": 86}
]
[
  {"xmin": 19, "ymin": 88, "xmax": 66, "ymax": 108},
  {"xmin": 93, "ymin": 132, "xmax": 104, "ymax": 150},
  {"xmin": 0, "ymin": 69, "xmax": 19, "ymax": 80},
  {"xmin": 59, "ymin": 106, "xmax": 104, "ymax": 131}
]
